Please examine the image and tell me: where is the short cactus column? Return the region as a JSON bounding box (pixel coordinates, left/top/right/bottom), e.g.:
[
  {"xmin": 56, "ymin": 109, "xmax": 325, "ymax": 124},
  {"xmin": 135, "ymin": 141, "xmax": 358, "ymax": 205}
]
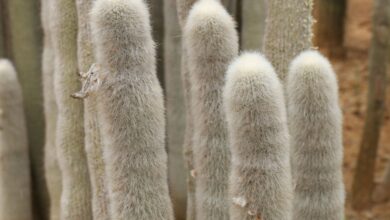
[
  {"xmin": 287, "ymin": 50, "xmax": 345, "ymax": 220},
  {"xmin": 90, "ymin": 0, "xmax": 174, "ymax": 219},
  {"xmin": 224, "ymin": 53, "xmax": 293, "ymax": 220}
]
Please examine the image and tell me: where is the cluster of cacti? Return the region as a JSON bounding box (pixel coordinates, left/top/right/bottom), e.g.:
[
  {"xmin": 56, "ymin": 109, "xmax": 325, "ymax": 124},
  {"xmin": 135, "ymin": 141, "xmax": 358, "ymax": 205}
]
[{"xmin": 0, "ymin": 0, "xmax": 347, "ymax": 219}]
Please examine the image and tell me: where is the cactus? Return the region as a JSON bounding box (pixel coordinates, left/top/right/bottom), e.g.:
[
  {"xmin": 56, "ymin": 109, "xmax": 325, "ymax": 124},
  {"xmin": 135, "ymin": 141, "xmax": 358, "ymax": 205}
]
[
  {"xmin": 176, "ymin": 0, "xmax": 198, "ymax": 219},
  {"xmin": 287, "ymin": 50, "xmax": 345, "ymax": 220},
  {"xmin": 3, "ymin": 0, "xmax": 47, "ymax": 218},
  {"xmin": 184, "ymin": 0, "xmax": 238, "ymax": 219},
  {"xmin": 74, "ymin": 0, "xmax": 110, "ymax": 219},
  {"xmin": 51, "ymin": 0, "xmax": 93, "ymax": 218},
  {"xmin": 164, "ymin": 0, "xmax": 188, "ymax": 219},
  {"xmin": 41, "ymin": 0, "xmax": 62, "ymax": 219},
  {"xmin": 263, "ymin": 0, "xmax": 314, "ymax": 83},
  {"xmin": 224, "ymin": 52, "xmax": 293, "ymax": 220},
  {"xmin": 90, "ymin": 0, "xmax": 174, "ymax": 219},
  {"xmin": 0, "ymin": 59, "xmax": 32, "ymax": 220}
]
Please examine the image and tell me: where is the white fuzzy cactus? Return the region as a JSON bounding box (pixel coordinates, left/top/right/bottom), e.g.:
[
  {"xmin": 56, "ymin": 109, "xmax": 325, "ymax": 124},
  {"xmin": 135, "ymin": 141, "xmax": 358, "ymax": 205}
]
[
  {"xmin": 90, "ymin": 0, "xmax": 174, "ymax": 219},
  {"xmin": 0, "ymin": 59, "xmax": 32, "ymax": 220},
  {"xmin": 224, "ymin": 53, "xmax": 293, "ymax": 220},
  {"xmin": 287, "ymin": 50, "xmax": 345, "ymax": 220},
  {"xmin": 184, "ymin": 0, "xmax": 239, "ymax": 219}
]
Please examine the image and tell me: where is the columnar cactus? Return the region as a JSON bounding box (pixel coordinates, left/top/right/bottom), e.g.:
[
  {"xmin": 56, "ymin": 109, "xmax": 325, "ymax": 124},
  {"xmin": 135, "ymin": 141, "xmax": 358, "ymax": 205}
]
[
  {"xmin": 176, "ymin": 0, "xmax": 198, "ymax": 219},
  {"xmin": 263, "ymin": 0, "xmax": 314, "ymax": 82},
  {"xmin": 51, "ymin": 0, "xmax": 93, "ymax": 219},
  {"xmin": 287, "ymin": 50, "xmax": 345, "ymax": 220},
  {"xmin": 0, "ymin": 59, "xmax": 32, "ymax": 220},
  {"xmin": 90, "ymin": 0, "xmax": 174, "ymax": 219},
  {"xmin": 184, "ymin": 0, "xmax": 238, "ymax": 219},
  {"xmin": 224, "ymin": 53, "xmax": 293, "ymax": 220},
  {"xmin": 75, "ymin": 0, "xmax": 110, "ymax": 219},
  {"xmin": 5, "ymin": 0, "xmax": 47, "ymax": 217},
  {"xmin": 164, "ymin": 0, "xmax": 188, "ymax": 219},
  {"xmin": 41, "ymin": 0, "xmax": 62, "ymax": 219}
]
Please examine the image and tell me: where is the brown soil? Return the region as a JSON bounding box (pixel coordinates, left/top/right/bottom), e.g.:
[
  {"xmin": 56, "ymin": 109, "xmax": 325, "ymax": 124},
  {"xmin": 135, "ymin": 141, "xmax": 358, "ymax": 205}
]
[
  {"xmin": 331, "ymin": 51, "xmax": 390, "ymax": 220},
  {"xmin": 317, "ymin": 1, "xmax": 390, "ymax": 219}
]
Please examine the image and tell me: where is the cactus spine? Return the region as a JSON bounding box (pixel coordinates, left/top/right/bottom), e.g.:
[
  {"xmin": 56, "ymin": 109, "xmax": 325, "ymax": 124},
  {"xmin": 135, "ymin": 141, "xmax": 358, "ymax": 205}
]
[
  {"xmin": 224, "ymin": 53, "xmax": 293, "ymax": 220},
  {"xmin": 287, "ymin": 51, "xmax": 345, "ymax": 220},
  {"xmin": 263, "ymin": 0, "xmax": 314, "ymax": 82},
  {"xmin": 184, "ymin": 0, "xmax": 238, "ymax": 219},
  {"xmin": 75, "ymin": 0, "xmax": 110, "ymax": 219},
  {"xmin": 91, "ymin": 0, "xmax": 174, "ymax": 219},
  {"xmin": 0, "ymin": 59, "xmax": 32, "ymax": 220},
  {"xmin": 51, "ymin": 0, "xmax": 93, "ymax": 218},
  {"xmin": 41, "ymin": 0, "xmax": 62, "ymax": 219},
  {"xmin": 176, "ymin": 0, "xmax": 198, "ymax": 219}
]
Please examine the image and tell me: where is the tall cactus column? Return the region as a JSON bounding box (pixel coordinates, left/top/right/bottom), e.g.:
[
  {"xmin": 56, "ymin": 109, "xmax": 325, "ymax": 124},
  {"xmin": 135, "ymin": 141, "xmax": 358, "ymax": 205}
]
[
  {"xmin": 176, "ymin": 0, "xmax": 198, "ymax": 219},
  {"xmin": 52, "ymin": 0, "xmax": 93, "ymax": 219},
  {"xmin": 91, "ymin": 0, "xmax": 174, "ymax": 219},
  {"xmin": 75, "ymin": 0, "xmax": 110, "ymax": 219},
  {"xmin": 184, "ymin": 0, "xmax": 238, "ymax": 219},
  {"xmin": 263, "ymin": 0, "xmax": 314, "ymax": 82},
  {"xmin": 164, "ymin": 0, "xmax": 187, "ymax": 219},
  {"xmin": 0, "ymin": 59, "xmax": 32, "ymax": 220},
  {"xmin": 41, "ymin": 0, "xmax": 62, "ymax": 219}
]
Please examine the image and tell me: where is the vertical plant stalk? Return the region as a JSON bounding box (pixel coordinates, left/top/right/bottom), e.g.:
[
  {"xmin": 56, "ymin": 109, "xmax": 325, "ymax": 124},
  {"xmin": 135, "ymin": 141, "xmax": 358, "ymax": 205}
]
[
  {"xmin": 288, "ymin": 51, "xmax": 345, "ymax": 219},
  {"xmin": 0, "ymin": 59, "xmax": 32, "ymax": 220},
  {"xmin": 176, "ymin": 0, "xmax": 198, "ymax": 219},
  {"xmin": 224, "ymin": 53, "xmax": 293, "ymax": 220},
  {"xmin": 352, "ymin": 0, "xmax": 390, "ymax": 210},
  {"xmin": 91, "ymin": 0, "xmax": 174, "ymax": 219},
  {"xmin": 164, "ymin": 0, "xmax": 187, "ymax": 219},
  {"xmin": 184, "ymin": 0, "xmax": 238, "ymax": 219},
  {"xmin": 4, "ymin": 0, "xmax": 47, "ymax": 218},
  {"xmin": 263, "ymin": 0, "xmax": 313, "ymax": 83},
  {"xmin": 75, "ymin": 0, "xmax": 110, "ymax": 219},
  {"xmin": 41, "ymin": 0, "xmax": 62, "ymax": 219},
  {"xmin": 52, "ymin": 0, "xmax": 93, "ymax": 219}
]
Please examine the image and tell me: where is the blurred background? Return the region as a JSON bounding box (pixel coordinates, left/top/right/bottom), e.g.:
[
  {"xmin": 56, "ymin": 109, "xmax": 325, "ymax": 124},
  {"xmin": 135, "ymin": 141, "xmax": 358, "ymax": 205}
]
[{"xmin": 0, "ymin": 0, "xmax": 389, "ymax": 219}]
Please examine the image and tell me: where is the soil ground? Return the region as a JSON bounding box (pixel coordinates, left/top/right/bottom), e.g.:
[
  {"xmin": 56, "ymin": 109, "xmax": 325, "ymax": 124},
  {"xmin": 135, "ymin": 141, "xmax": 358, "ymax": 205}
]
[
  {"xmin": 332, "ymin": 52, "xmax": 390, "ymax": 220},
  {"xmin": 318, "ymin": 0, "xmax": 390, "ymax": 219}
]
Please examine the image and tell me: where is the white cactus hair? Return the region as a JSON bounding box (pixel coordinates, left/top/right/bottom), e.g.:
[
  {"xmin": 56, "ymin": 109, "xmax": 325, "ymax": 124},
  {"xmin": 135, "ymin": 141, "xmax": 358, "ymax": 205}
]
[
  {"xmin": 184, "ymin": 0, "xmax": 239, "ymax": 219},
  {"xmin": 224, "ymin": 52, "xmax": 293, "ymax": 220},
  {"xmin": 287, "ymin": 50, "xmax": 345, "ymax": 220},
  {"xmin": 91, "ymin": 0, "xmax": 174, "ymax": 219}
]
